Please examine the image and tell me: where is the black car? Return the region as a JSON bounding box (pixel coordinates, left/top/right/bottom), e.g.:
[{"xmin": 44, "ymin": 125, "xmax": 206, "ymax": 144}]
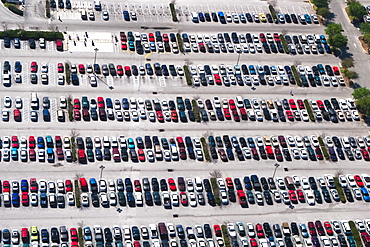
[{"xmin": 343, "ymin": 188, "xmax": 354, "ymax": 202}]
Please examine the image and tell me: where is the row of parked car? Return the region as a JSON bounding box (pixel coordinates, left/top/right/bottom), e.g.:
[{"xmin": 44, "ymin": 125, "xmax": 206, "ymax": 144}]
[
  {"xmin": 2, "ymin": 38, "xmax": 63, "ymax": 51},
  {"xmin": 190, "ymin": 11, "xmax": 319, "ymax": 25},
  {"xmin": 4, "ymin": 173, "xmax": 370, "ymax": 209},
  {"xmin": 181, "ymin": 32, "xmax": 330, "ymax": 54},
  {"xmin": 62, "ymin": 94, "xmax": 358, "ymax": 125},
  {"xmin": 119, "ymin": 31, "xmax": 179, "ymax": 54},
  {"xmin": 3, "ymin": 218, "xmax": 367, "ymax": 247},
  {"xmin": 2, "ymin": 132, "xmax": 369, "ymax": 164}
]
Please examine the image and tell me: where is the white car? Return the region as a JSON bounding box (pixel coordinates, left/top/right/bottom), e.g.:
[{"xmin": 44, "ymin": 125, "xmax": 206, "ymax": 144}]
[
  {"xmin": 4, "ymin": 96, "xmax": 11, "ymax": 108},
  {"xmin": 102, "ymin": 10, "xmax": 109, "ymax": 20},
  {"xmin": 189, "ymin": 192, "xmax": 197, "ymax": 207}
]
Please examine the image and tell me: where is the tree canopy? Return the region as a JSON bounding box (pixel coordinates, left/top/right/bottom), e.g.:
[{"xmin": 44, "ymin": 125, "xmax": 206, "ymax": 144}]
[
  {"xmin": 352, "ymin": 87, "xmax": 370, "ymax": 99},
  {"xmin": 325, "ymin": 23, "xmax": 343, "ymax": 36},
  {"xmin": 348, "ymin": 1, "xmax": 367, "ymax": 21}
]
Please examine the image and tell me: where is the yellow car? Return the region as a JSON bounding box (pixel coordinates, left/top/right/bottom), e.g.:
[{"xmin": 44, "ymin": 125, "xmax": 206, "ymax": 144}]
[
  {"xmin": 30, "ymin": 226, "xmax": 38, "ymax": 242},
  {"xmin": 259, "ymin": 13, "xmax": 267, "ymax": 22}
]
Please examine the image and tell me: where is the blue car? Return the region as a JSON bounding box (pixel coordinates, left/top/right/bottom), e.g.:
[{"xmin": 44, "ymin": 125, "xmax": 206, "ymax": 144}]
[
  {"xmin": 21, "ymin": 179, "xmax": 28, "ymax": 192},
  {"xmin": 15, "ymin": 61, "xmax": 22, "ymax": 73},
  {"xmin": 123, "ymin": 11, "xmax": 130, "ymax": 21},
  {"xmin": 248, "ymin": 65, "xmax": 256, "ymax": 75},
  {"xmin": 320, "ymin": 35, "xmax": 327, "ymax": 44},
  {"xmin": 11, "ymin": 148, "xmax": 18, "ymax": 160},
  {"xmin": 12, "ymin": 193, "xmax": 20, "ymax": 206},
  {"xmin": 127, "ymin": 138, "xmax": 135, "ymax": 149},
  {"xmin": 361, "ymin": 187, "xmax": 370, "ymax": 202},
  {"xmin": 304, "ymin": 14, "xmax": 312, "ymax": 23},
  {"xmin": 37, "ymin": 136, "xmax": 45, "ymax": 149},
  {"xmin": 106, "ymin": 98, "xmax": 113, "ymax": 108}
]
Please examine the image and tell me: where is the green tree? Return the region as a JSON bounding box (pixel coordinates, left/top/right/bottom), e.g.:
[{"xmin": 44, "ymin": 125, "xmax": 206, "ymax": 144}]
[
  {"xmin": 328, "ymin": 33, "xmax": 348, "ymax": 49},
  {"xmin": 313, "ymin": 0, "xmax": 329, "ymax": 8},
  {"xmin": 352, "ymin": 87, "xmax": 370, "ymax": 99},
  {"xmin": 344, "ymin": 70, "xmax": 358, "ymax": 79},
  {"xmin": 364, "ymin": 33, "xmax": 370, "ymax": 44},
  {"xmin": 348, "ymin": 1, "xmax": 367, "ymax": 22},
  {"xmin": 317, "ymin": 7, "xmax": 331, "ymax": 18},
  {"xmin": 360, "ymin": 22, "xmax": 370, "ymax": 34},
  {"xmin": 356, "ymin": 96, "xmax": 370, "ymax": 116},
  {"xmin": 325, "ymin": 23, "xmax": 343, "ymax": 36},
  {"xmin": 341, "ymin": 57, "xmax": 354, "ymax": 68}
]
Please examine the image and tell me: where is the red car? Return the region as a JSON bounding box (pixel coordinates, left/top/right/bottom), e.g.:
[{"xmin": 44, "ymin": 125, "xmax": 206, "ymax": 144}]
[
  {"xmin": 296, "ymin": 189, "xmax": 305, "ymax": 203},
  {"xmin": 223, "ymin": 108, "xmax": 231, "ymax": 120},
  {"xmin": 71, "ymin": 242, "xmax": 79, "ymax": 247},
  {"xmin": 237, "ymin": 190, "xmax": 247, "ymax": 206},
  {"xmin": 78, "ymin": 64, "xmax": 85, "ymax": 74},
  {"xmin": 133, "ymin": 241, "xmax": 141, "ymax": 247},
  {"xmin": 228, "ymin": 99, "xmax": 237, "ymax": 110},
  {"xmin": 362, "ymin": 149, "xmax": 370, "ymax": 161},
  {"xmin": 317, "ymin": 100, "xmax": 325, "ymax": 110},
  {"xmin": 162, "ymin": 34, "xmax": 169, "ymax": 42},
  {"xmin": 176, "ymin": 137, "xmax": 184, "ymax": 147},
  {"xmin": 232, "ymin": 110, "xmax": 240, "ymax": 121},
  {"xmin": 121, "ymin": 42, "xmax": 127, "ymax": 50},
  {"xmin": 250, "ymin": 239, "xmax": 258, "ymax": 247},
  {"xmin": 289, "ymin": 99, "xmax": 297, "ymax": 109},
  {"xmin": 134, "ymin": 180, "xmax": 142, "ymax": 192},
  {"xmin": 117, "ymin": 65, "xmax": 124, "ymax": 76},
  {"xmin": 30, "ymin": 61, "xmax": 38, "ymax": 72},
  {"xmin": 307, "ymin": 221, "xmax": 317, "ymax": 236},
  {"xmin": 171, "ymin": 110, "xmax": 178, "ymax": 122},
  {"xmin": 354, "ymin": 175, "xmax": 364, "ymax": 187},
  {"xmin": 11, "ymin": 136, "xmax": 19, "ymax": 148},
  {"xmin": 265, "ymin": 146, "xmax": 274, "ymax": 159},
  {"xmin": 333, "ymin": 66, "xmax": 339, "ymax": 75},
  {"xmin": 73, "ymin": 109, "xmax": 81, "ymax": 121},
  {"xmin": 214, "ymin": 74, "xmax": 221, "ymax": 85},
  {"xmin": 213, "ymin": 225, "xmax": 221, "ymax": 237},
  {"xmin": 97, "ymin": 97, "xmax": 105, "ymax": 108},
  {"xmin": 148, "ymin": 33, "xmax": 155, "ymax": 42},
  {"xmin": 138, "ymin": 149, "xmax": 145, "ymax": 162},
  {"xmin": 73, "ymin": 99, "xmax": 81, "ymax": 109},
  {"xmin": 57, "ymin": 63, "xmax": 64, "ymax": 73},
  {"xmin": 323, "ymin": 221, "xmax": 334, "ymax": 236},
  {"xmin": 29, "ymin": 136, "xmax": 36, "ymax": 149},
  {"xmin": 259, "ymin": 33, "xmax": 266, "ymax": 42},
  {"xmin": 297, "ymin": 99, "xmax": 305, "ymax": 109},
  {"xmin": 255, "ymin": 224, "xmax": 264, "ymax": 237},
  {"xmin": 225, "ymin": 177, "xmax": 234, "ymax": 188},
  {"xmin": 120, "ymin": 32, "xmax": 127, "ymax": 41},
  {"xmin": 156, "ymin": 111, "xmax": 164, "ymax": 122},
  {"xmin": 240, "ymin": 108, "xmax": 247, "ymax": 120},
  {"xmin": 286, "ymin": 110, "xmax": 294, "ymax": 121},
  {"xmin": 29, "ymin": 149, "xmax": 36, "ymax": 161},
  {"xmin": 78, "ymin": 149, "xmax": 86, "ymax": 162},
  {"xmin": 180, "ymin": 192, "xmax": 188, "ymax": 206},
  {"xmin": 124, "ymin": 66, "xmax": 131, "ymax": 76},
  {"xmin": 22, "ymin": 228, "xmax": 29, "ymax": 240},
  {"xmin": 273, "ymin": 33, "xmax": 280, "ymax": 42},
  {"xmin": 14, "ymin": 109, "xmax": 21, "ymax": 122},
  {"xmin": 70, "ymin": 228, "xmax": 78, "ymax": 241},
  {"xmin": 3, "ymin": 180, "xmax": 10, "ymax": 193},
  {"xmin": 288, "ymin": 190, "xmax": 298, "ymax": 204},
  {"xmin": 65, "ymin": 179, "xmax": 73, "ymax": 192},
  {"xmin": 168, "ymin": 178, "xmax": 177, "ymax": 191},
  {"xmin": 21, "ymin": 192, "xmax": 29, "ymax": 206},
  {"xmin": 29, "ymin": 178, "xmax": 38, "ymax": 192}
]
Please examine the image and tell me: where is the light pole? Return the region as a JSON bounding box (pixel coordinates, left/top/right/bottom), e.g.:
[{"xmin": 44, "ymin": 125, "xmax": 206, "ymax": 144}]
[
  {"xmin": 272, "ymin": 163, "xmax": 280, "ymax": 180},
  {"xmin": 93, "ymin": 48, "xmax": 99, "ymax": 66},
  {"xmin": 99, "ymin": 165, "xmax": 105, "ymax": 180},
  {"xmin": 236, "ymin": 52, "xmax": 241, "ymax": 66}
]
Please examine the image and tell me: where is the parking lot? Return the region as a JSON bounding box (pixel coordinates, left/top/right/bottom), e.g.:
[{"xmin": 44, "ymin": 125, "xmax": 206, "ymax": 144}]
[{"xmin": 1, "ymin": 0, "xmax": 370, "ymax": 245}]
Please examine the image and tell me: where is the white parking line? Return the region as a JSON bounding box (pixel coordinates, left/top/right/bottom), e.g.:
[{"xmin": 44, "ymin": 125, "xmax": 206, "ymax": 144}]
[
  {"xmin": 158, "ymin": 77, "xmax": 166, "ymax": 87},
  {"xmin": 51, "ymin": 98, "xmax": 57, "ymax": 122},
  {"xmin": 23, "ymin": 98, "xmax": 30, "ymax": 122}
]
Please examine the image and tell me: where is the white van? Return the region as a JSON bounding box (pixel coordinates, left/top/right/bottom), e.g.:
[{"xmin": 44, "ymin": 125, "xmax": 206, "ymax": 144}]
[
  {"xmin": 194, "ymin": 177, "xmax": 203, "ymax": 192},
  {"xmin": 191, "ymin": 12, "xmax": 199, "ymax": 22}
]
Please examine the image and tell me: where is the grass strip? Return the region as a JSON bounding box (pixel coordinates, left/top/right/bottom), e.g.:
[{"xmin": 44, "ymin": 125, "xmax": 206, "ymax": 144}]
[
  {"xmin": 183, "ymin": 65, "xmax": 192, "ymax": 85},
  {"xmin": 78, "ymin": 227, "xmax": 84, "ymax": 247},
  {"xmin": 279, "ymin": 34, "xmax": 290, "ymax": 54},
  {"xmin": 176, "ymin": 33, "xmax": 184, "ymax": 53},
  {"xmin": 210, "ymin": 178, "xmax": 221, "ymax": 206},
  {"xmin": 192, "ymin": 100, "xmax": 201, "ymax": 122},
  {"xmin": 65, "ymin": 63, "xmax": 71, "ymax": 85},
  {"xmin": 291, "ymin": 65, "xmax": 302, "ymax": 87},
  {"xmin": 318, "ymin": 136, "xmax": 330, "ymax": 160},
  {"xmin": 349, "ymin": 221, "xmax": 362, "ymax": 247},
  {"xmin": 200, "ymin": 137, "xmax": 211, "ymax": 161},
  {"xmin": 221, "ymin": 225, "xmax": 231, "ymax": 247},
  {"xmin": 334, "ymin": 177, "xmax": 346, "ymax": 203},
  {"xmin": 169, "ymin": 3, "xmax": 178, "ymax": 22},
  {"xmin": 304, "ymin": 100, "xmax": 316, "ymax": 122},
  {"xmin": 74, "ymin": 180, "xmax": 81, "ymax": 208}
]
